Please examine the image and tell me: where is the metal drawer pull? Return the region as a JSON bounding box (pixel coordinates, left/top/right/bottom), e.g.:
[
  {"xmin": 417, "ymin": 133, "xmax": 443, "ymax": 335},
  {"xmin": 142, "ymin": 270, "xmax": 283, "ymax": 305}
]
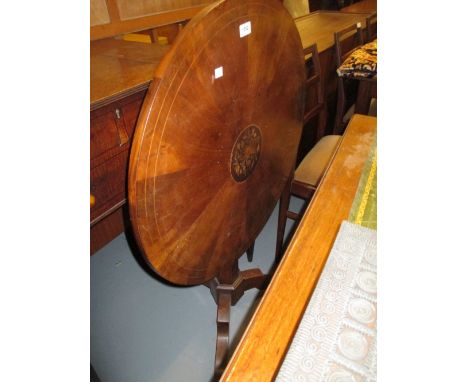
[{"xmin": 114, "ymin": 108, "xmax": 129, "ymax": 146}]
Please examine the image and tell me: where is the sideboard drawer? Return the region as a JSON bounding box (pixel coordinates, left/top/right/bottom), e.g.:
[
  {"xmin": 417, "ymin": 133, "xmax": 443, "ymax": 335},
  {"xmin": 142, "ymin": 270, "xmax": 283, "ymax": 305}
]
[
  {"xmin": 120, "ymin": 95, "xmax": 144, "ymax": 138},
  {"xmin": 90, "ymin": 91, "xmax": 145, "ymax": 223},
  {"xmin": 91, "ymin": 106, "xmax": 127, "ymax": 162},
  {"xmin": 90, "ymin": 149, "xmax": 128, "ymax": 223},
  {"xmin": 90, "ymin": 90, "xmax": 146, "ymax": 252}
]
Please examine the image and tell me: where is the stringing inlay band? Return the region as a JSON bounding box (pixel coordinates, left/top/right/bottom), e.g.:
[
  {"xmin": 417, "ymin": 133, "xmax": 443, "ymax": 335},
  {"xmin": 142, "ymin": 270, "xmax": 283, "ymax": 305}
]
[
  {"xmin": 230, "ymin": 125, "xmax": 262, "ymax": 182},
  {"xmin": 127, "ymin": 0, "xmax": 306, "ymax": 285}
]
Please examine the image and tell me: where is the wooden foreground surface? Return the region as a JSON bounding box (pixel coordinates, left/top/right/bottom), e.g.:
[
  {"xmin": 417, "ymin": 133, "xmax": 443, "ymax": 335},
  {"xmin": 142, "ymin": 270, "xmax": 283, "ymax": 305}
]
[{"xmin": 221, "ymin": 114, "xmax": 377, "ymax": 381}]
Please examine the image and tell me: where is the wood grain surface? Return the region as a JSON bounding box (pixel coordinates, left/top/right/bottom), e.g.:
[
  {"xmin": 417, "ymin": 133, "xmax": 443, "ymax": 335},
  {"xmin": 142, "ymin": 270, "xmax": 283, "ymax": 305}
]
[
  {"xmin": 221, "ymin": 114, "xmax": 377, "ymax": 381},
  {"xmin": 128, "ymin": 0, "xmax": 306, "ymax": 285},
  {"xmin": 91, "ymin": 39, "xmax": 170, "ymax": 109}
]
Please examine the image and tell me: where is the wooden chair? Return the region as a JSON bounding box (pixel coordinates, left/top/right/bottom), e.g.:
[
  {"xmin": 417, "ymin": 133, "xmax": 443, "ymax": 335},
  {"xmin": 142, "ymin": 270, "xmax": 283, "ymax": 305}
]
[
  {"xmin": 274, "ymin": 44, "xmax": 341, "ymax": 261},
  {"xmin": 366, "ymin": 12, "xmax": 377, "ymax": 42},
  {"xmin": 333, "ymin": 23, "xmax": 365, "ymax": 134},
  {"xmin": 364, "ymin": 14, "xmax": 377, "ymax": 116}
]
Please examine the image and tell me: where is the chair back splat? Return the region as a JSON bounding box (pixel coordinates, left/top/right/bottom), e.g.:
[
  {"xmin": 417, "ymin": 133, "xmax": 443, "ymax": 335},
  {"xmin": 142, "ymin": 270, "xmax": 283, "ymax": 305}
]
[
  {"xmin": 274, "ymin": 44, "xmax": 340, "ymax": 262},
  {"xmin": 333, "ymin": 23, "xmax": 364, "ymax": 134},
  {"xmin": 366, "ymin": 12, "xmax": 377, "ymax": 42},
  {"xmin": 303, "ymin": 44, "xmax": 327, "ymax": 139}
]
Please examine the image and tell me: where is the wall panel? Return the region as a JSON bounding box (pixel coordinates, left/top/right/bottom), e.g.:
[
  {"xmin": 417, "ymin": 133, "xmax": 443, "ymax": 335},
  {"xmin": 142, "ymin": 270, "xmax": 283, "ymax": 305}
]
[
  {"xmin": 91, "ymin": 0, "xmax": 111, "ymax": 26},
  {"xmin": 91, "ymin": 0, "xmax": 216, "ymax": 40},
  {"xmin": 117, "ymin": 0, "xmax": 211, "ymax": 20}
]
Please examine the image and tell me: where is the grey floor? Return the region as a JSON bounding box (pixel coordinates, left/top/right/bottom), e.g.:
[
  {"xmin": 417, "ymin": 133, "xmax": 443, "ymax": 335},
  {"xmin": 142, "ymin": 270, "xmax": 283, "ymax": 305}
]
[{"xmin": 91, "ymin": 197, "xmax": 304, "ymax": 382}]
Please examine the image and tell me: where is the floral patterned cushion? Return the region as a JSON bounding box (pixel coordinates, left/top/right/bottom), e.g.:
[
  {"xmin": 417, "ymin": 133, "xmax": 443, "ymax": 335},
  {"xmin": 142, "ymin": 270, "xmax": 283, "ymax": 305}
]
[{"xmin": 337, "ymin": 39, "xmax": 377, "ymax": 79}]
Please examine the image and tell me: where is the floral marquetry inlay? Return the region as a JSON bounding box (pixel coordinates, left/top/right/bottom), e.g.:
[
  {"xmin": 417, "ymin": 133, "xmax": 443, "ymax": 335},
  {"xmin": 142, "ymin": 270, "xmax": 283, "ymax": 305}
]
[{"xmin": 230, "ymin": 125, "xmax": 262, "ymax": 182}]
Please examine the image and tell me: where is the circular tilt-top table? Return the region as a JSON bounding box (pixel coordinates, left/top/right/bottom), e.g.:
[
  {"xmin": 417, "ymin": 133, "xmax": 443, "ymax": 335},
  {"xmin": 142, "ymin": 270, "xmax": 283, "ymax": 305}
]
[{"xmin": 128, "ymin": 0, "xmax": 305, "ymax": 374}]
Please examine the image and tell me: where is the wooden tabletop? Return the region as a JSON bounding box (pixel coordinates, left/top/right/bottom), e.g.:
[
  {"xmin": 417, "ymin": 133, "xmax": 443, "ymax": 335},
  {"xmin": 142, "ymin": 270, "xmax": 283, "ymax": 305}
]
[
  {"xmin": 127, "ymin": 0, "xmax": 306, "ymax": 286},
  {"xmin": 294, "ymin": 10, "xmax": 370, "ymax": 52},
  {"xmin": 221, "ymin": 114, "xmax": 377, "ymax": 381},
  {"xmin": 90, "ymin": 38, "xmax": 170, "ymax": 110},
  {"xmin": 340, "ymin": 0, "xmax": 377, "ymax": 14}
]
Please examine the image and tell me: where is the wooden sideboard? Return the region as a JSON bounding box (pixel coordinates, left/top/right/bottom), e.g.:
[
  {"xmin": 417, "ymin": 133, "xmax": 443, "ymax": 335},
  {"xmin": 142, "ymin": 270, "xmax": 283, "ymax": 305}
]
[
  {"xmin": 221, "ymin": 114, "xmax": 377, "ymax": 381},
  {"xmin": 90, "ymin": 39, "xmax": 170, "ymax": 254}
]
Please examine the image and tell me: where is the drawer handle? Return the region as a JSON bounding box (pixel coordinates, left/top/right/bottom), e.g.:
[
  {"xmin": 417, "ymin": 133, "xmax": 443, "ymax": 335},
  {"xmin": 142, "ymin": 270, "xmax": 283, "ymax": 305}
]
[
  {"xmin": 114, "ymin": 108, "xmax": 129, "ymax": 146},
  {"xmin": 90, "ymin": 194, "xmax": 96, "ymax": 207}
]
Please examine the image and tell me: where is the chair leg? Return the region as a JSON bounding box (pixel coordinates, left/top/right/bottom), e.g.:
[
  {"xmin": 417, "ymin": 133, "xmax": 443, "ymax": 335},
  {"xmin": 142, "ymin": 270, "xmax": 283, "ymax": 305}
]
[
  {"xmin": 317, "ymin": 106, "xmax": 328, "ymax": 140},
  {"xmin": 246, "ymin": 242, "xmax": 255, "ymax": 262},
  {"xmin": 355, "ymin": 81, "xmax": 374, "ymax": 115},
  {"xmin": 333, "ymin": 78, "xmax": 345, "ymax": 135},
  {"xmin": 275, "ymin": 174, "xmax": 293, "ymax": 264}
]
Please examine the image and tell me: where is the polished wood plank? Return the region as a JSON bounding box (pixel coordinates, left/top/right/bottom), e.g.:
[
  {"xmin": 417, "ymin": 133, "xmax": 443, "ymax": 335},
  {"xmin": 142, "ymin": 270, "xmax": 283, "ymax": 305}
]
[
  {"xmin": 340, "ymin": 0, "xmax": 377, "ymax": 14},
  {"xmin": 294, "ymin": 11, "xmax": 370, "ymax": 53},
  {"xmin": 221, "ymin": 114, "xmax": 377, "ymax": 381},
  {"xmin": 90, "ymin": 39, "xmax": 170, "ymax": 109}
]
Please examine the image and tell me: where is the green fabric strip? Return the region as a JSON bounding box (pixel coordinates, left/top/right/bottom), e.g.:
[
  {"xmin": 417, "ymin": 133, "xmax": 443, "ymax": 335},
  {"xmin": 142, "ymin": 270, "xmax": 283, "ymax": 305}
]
[{"xmin": 348, "ymin": 140, "xmax": 377, "ymax": 230}]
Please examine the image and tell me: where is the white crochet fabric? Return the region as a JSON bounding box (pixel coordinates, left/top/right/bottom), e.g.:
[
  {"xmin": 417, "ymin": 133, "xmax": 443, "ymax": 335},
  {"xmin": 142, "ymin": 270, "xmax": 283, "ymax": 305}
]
[{"xmin": 276, "ymin": 221, "xmax": 377, "ymax": 382}]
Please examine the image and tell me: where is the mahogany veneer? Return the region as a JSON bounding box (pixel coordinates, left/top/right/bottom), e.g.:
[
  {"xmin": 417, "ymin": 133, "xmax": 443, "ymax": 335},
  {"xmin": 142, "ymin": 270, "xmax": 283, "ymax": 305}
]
[{"xmin": 128, "ymin": 0, "xmax": 305, "ymax": 286}]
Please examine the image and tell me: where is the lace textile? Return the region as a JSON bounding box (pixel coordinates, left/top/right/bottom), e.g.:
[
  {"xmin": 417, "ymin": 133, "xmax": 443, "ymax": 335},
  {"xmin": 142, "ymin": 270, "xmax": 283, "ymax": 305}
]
[{"xmin": 276, "ymin": 221, "xmax": 377, "ymax": 382}]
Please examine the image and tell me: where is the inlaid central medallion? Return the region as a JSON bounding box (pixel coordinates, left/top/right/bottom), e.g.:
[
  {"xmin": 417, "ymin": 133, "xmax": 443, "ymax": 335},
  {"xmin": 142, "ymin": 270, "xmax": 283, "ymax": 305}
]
[{"xmin": 230, "ymin": 125, "xmax": 262, "ymax": 182}]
